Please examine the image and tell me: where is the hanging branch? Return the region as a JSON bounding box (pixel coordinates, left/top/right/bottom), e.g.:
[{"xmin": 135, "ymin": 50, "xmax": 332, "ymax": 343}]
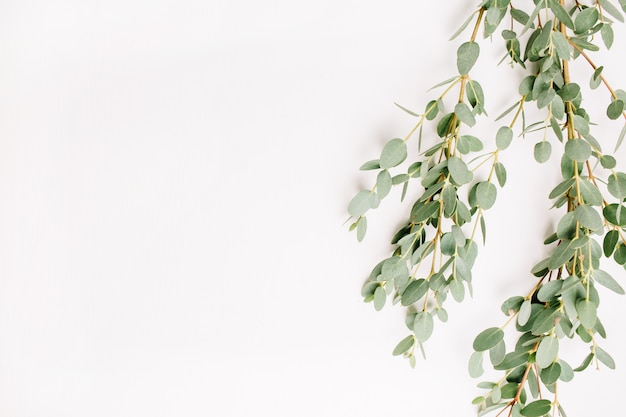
[{"xmin": 347, "ymin": 0, "xmax": 626, "ymax": 415}]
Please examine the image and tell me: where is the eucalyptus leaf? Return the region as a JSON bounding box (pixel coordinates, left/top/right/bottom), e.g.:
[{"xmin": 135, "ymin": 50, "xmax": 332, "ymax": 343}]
[
  {"xmin": 380, "ymin": 138, "xmax": 408, "ymax": 169},
  {"xmin": 392, "ymin": 335, "xmax": 415, "ymax": 356},
  {"xmin": 414, "ymin": 312, "xmax": 434, "ymax": 342},
  {"xmin": 564, "ymin": 139, "xmax": 592, "ymax": 162},
  {"xmin": 473, "ymin": 327, "xmax": 504, "ymax": 352},
  {"xmin": 468, "ymin": 350, "xmax": 484, "ymax": 378},
  {"xmin": 608, "ymin": 172, "xmax": 626, "ymax": 199},
  {"xmin": 596, "ymin": 346, "xmax": 616, "ymax": 369},
  {"xmin": 448, "ymin": 156, "xmax": 474, "ymax": 185},
  {"xmin": 457, "ymin": 42, "xmax": 480, "ymax": 75},
  {"xmin": 536, "ymin": 336, "xmax": 559, "ymax": 368},
  {"xmin": 521, "ymin": 399, "xmax": 552, "ymax": 417},
  {"xmin": 576, "ymin": 299, "xmax": 598, "ymax": 330},
  {"xmin": 534, "ymin": 141, "xmax": 552, "ymax": 163},
  {"xmin": 376, "ymin": 170, "xmax": 392, "ymax": 199}
]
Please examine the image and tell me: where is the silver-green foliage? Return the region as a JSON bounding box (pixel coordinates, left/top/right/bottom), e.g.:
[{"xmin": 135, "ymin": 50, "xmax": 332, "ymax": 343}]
[{"xmin": 348, "ymin": 0, "xmax": 626, "ymax": 415}]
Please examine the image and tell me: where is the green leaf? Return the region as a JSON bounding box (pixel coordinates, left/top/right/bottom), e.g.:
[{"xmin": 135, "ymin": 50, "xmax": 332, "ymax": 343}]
[
  {"xmin": 449, "ymin": 10, "xmax": 478, "ymax": 40},
  {"xmin": 574, "ymin": 353, "xmax": 594, "ymax": 372},
  {"xmin": 411, "ymin": 201, "xmax": 440, "ymax": 223},
  {"xmin": 373, "ymin": 286, "xmax": 386, "ymax": 311},
  {"xmin": 455, "ymin": 102, "xmax": 476, "ymax": 127},
  {"xmin": 521, "ymin": 1, "xmax": 543, "ymax": 34},
  {"xmin": 604, "ymin": 230, "xmax": 620, "ymax": 257},
  {"xmin": 548, "ymin": 239, "xmax": 576, "ymax": 270},
  {"xmin": 494, "ymin": 351, "xmax": 530, "ymax": 371},
  {"xmin": 551, "ymin": 31, "xmax": 570, "ymax": 60},
  {"xmin": 564, "ymin": 139, "xmax": 592, "ymax": 162},
  {"xmin": 401, "ymin": 279, "xmax": 429, "ymax": 306},
  {"xmin": 574, "ymin": 205, "xmax": 603, "ymax": 232},
  {"xmin": 359, "ymin": 160, "xmax": 380, "ymax": 170},
  {"xmin": 615, "ymin": 243, "xmax": 626, "ymax": 265},
  {"xmin": 495, "ymin": 162, "xmax": 507, "ymax": 187},
  {"xmin": 549, "ymin": 0, "xmax": 575, "ymax": 29},
  {"xmin": 518, "ymin": 300, "xmax": 532, "ymax": 326},
  {"xmin": 532, "ymin": 308, "xmax": 561, "ymax": 335},
  {"xmin": 467, "ymin": 80, "xmax": 485, "ymax": 110},
  {"xmin": 599, "ymin": 0, "xmax": 625, "ymax": 22},
  {"xmin": 475, "ymin": 182, "xmax": 497, "ymax": 210},
  {"xmin": 590, "ymin": 66, "xmax": 604, "ymax": 89},
  {"xmin": 424, "ymin": 100, "xmax": 439, "ymax": 120},
  {"xmin": 537, "ymin": 280, "xmax": 563, "ymax": 302},
  {"xmin": 557, "ymin": 83, "xmax": 580, "ymax": 102},
  {"xmin": 540, "ymin": 362, "xmax": 562, "ymax": 385},
  {"xmin": 496, "ymin": 126, "xmax": 513, "ymax": 150},
  {"xmin": 521, "ymin": 400, "xmax": 552, "ymax": 417},
  {"xmin": 468, "ymin": 351, "xmax": 484, "ymax": 378},
  {"xmin": 574, "ymin": 115, "xmax": 590, "ymax": 137},
  {"xmin": 473, "ymin": 327, "xmax": 504, "ymax": 351},
  {"xmin": 601, "ymin": 24, "xmax": 614, "ymax": 49},
  {"xmin": 501, "ymin": 296, "xmax": 525, "ymax": 315},
  {"xmin": 576, "ymin": 299, "xmax": 598, "ymax": 329},
  {"xmin": 559, "ymin": 359, "xmax": 574, "ymax": 382},
  {"xmin": 534, "ymin": 141, "xmax": 551, "ymax": 163},
  {"xmin": 549, "ymin": 178, "xmax": 575, "ymax": 199},
  {"xmin": 608, "ymin": 172, "xmax": 626, "ymax": 199},
  {"xmin": 356, "ymin": 216, "xmax": 367, "ymax": 242},
  {"xmin": 575, "ymin": 7, "xmax": 599, "ymax": 33},
  {"xmin": 376, "ymin": 170, "xmax": 392, "ymax": 199},
  {"xmin": 596, "ymin": 346, "xmax": 616, "ymax": 369},
  {"xmin": 603, "ymin": 204, "xmax": 626, "ymax": 226},
  {"xmin": 448, "ymin": 156, "xmax": 473, "ymax": 185},
  {"xmin": 556, "ymin": 212, "xmax": 577, "ymax": 239},
  {"xmin": 601, "ymin": 155, "xmax": 616, "ymax": 169},
  {"xmin": 449, "ymin": 278, "xmax": 465, "ymax": 302},
  {"xmin": 594, "ymin": 270, "xmax": 625, "ymax": 294},
  {"xmin": 380, "ymin": 138, "xmax": 408, "ymax": 169},
  {"xmin": 348, "ymin": 190, "xmax": 375, "ymax": 217},
  {"xmin": 550, "ymin": 117, "xmax": 563, "ymax": 141},
  {"xmin": 413, "ymin": 312, "xmax": 434, "ymax": 342},
  {"xmin": 511, "ymin": 8, "xmax": 531, "ymax": 26},
  {"xmin": 392, "ymin": 173, "xmax": 410, "ymax": 185},
  {"xmin": 394, "ymin": 102, "xmax": 420, "ymax": 117},
  {"xmin": 490, "ymin": 340, "xmax": 506, "ymax": 366},
  {"xmin": 607, "ymin": 99, "xmax": 625, "ymax": 120},
  {"xmin": 442, "ymin": 185, "xmax": 457, "ymax": 217},
  {"xmin": 392, "ymin": 335, "xmax": 415, "ymax": 356},
  {"xmin": 536, "ymin": 336, "xmax": 559, "ymax": 368},
  {"xmin": 457, "ymin": 42, "xmax": 480, "ymax": 75},
  {"xmin": 437, "ymin": 113, "xmax": 457, "ymax": 138},
  {"xmin": 578, "ymin": 180, "xmax": 603, "ymax": 206}
]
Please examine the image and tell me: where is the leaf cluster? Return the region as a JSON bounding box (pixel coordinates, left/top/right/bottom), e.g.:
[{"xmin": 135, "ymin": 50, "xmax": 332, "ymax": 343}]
[{"xmin": 349, "ymin": 0, "xmax": 626, "ymax": 415}]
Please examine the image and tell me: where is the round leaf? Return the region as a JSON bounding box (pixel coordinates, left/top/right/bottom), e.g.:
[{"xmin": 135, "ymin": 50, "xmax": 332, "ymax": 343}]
[
  {"xmin": 379, "ymin": 138, "xmax": 408, "ymax": 169},
  {"xmin": 348, "ymin": 191, "xmax": 375, "ymax": 217},
  {"xmin": 565, "ymin": 139, "xmax": 592, "ymax": 162},
  {"xmin": 536, "ymin": 336, "xmax": 559, "ymax": 368},
  {"xmin": 534, "ymin": 141, "xmax": 551, "ymax": 163},
  {"xmin": 608, "ymin": 172, "xmax": 626, "ymax": 199},
  {"xmin": 496, "ymin": 126, "xmax": 513, "ymax": 150},
  {"xmin": 457, "ymin": 42, "xmax": 480, "ymax": 75},
  {"xmin": 413, "ymin": 312, "xmax": 434, "ymax": 342}
]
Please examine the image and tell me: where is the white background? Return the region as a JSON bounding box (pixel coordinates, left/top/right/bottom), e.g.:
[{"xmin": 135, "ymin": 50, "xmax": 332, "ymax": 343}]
[{"xmin": 0, "ymin": 1, "xmax": 625, "ymax": 416}]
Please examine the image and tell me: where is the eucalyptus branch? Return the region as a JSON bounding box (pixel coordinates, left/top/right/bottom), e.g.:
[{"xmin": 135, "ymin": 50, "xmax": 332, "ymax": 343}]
[{"xmin": 348, "ymin": 0, "xmax": 626, "ymax": 414}]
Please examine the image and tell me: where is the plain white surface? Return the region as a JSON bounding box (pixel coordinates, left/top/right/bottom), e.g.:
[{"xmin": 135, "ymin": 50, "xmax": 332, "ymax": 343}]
[{"xmin": 0, "ymin": 1, "xmax": 625, "ymax": 416}]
